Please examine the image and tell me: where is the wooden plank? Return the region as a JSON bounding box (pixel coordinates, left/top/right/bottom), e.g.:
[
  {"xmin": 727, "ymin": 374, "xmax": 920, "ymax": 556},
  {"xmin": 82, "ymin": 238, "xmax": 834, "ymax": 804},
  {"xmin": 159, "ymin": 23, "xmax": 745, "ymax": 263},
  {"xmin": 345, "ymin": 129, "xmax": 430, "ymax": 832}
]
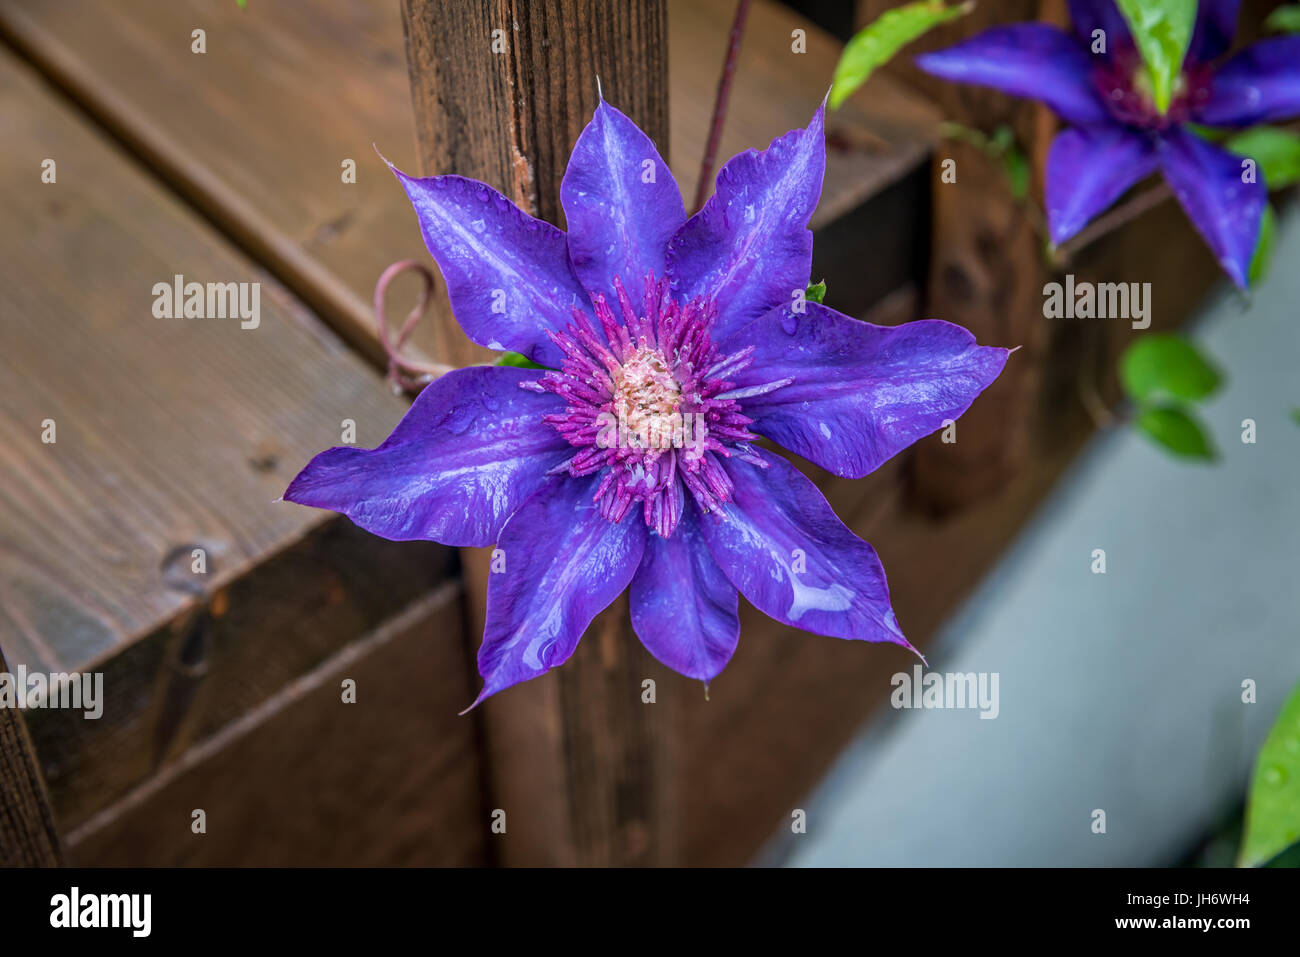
[
  {"xmin": 0, "ymin": 0, "xmax": 422, "ymax": 367},
  {"xmin": 66, "ymin": 585, "xmax": 486, "ymax": 866},
  {"xmin": 0, "ymin": 44, "xmax": 403, "ymax": 675},
  {"xmin": 0, "ymin": 46, "xmax": 466, "ymax": 831},
  {"xmin": 26, "ymin": 521, "xmax": 457, "ymax": 831},
  {"xmin": 0, "ymin": 649, "xmax": 64, "ymax": 866},
  {"xmin": 909, "ymin": 140, "xmax": 1049, "ymax": 511},
  {"xmin": 0, "ymin": 0, "xmax": 939, "ymax": 367},
  {"xmin": 401, "ymin": 0, "xmax": 676, "ymax": 868}
]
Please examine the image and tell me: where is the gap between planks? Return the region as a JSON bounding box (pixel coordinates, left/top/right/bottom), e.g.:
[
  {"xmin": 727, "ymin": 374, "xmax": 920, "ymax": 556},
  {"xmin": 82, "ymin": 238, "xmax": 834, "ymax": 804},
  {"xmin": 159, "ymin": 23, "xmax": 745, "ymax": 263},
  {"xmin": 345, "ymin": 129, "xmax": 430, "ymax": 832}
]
[{"xmin": 0, "ymin": 4, "xmax": 388, "ymax": 369}]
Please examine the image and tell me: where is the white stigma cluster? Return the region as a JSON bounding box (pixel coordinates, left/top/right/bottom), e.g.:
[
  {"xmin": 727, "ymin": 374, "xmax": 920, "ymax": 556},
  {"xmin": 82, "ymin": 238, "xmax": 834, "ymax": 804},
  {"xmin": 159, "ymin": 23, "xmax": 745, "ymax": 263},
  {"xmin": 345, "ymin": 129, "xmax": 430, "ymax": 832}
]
[{"xmin": 612, "ymin": 347, "xmax": 682, "ymax": 455}]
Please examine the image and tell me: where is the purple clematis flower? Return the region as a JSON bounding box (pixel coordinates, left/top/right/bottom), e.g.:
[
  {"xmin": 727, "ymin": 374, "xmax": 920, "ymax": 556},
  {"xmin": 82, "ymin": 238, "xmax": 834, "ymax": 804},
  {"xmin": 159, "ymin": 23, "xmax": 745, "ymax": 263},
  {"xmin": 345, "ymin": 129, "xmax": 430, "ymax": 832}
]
[
  {"xmin": 285, "ymin": 98, "xmax": 1008, "ymax": 707},
  {"xmin": 917, "ymin": 0, "xmax": 1293, "ymax": 287}
]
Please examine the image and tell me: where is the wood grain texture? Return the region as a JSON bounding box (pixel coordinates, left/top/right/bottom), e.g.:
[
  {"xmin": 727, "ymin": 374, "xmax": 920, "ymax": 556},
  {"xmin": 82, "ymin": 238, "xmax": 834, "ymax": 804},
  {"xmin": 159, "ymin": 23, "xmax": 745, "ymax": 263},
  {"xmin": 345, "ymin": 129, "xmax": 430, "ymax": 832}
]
[
  {"xmin": 404, "ymin": 0, "xmax": 668, "ymax": 226},
  {"xmin": 0, "ymin": 0, "xmax": 938, "ymax": 369},
  {"xmin": 400, "ymin": 0, "xmax": 670, "ymax": 369},
  {"xmin": 66, "ymin": 585, "xmax": 486, "ymax": 866},
  {"xmin": 0, "ymin": 650, "xmax": 65, "ymax": 866},
  {"xmin": 402, "ymin": 0, "xmax": 675, "ymax": 867},
  {"xmin": 26, "ymin": 522, "xmax": 456, "ymax": 832},
  {"xmin": 0, "ymin": 46, "xmax": 467, "ymax": 837},
  {"xmin": 0, "ymin": 0, "xmax": 429, "ymax": 368},
  {"xmin": 0, "ymin": 45, "xmax": 404, "ymax": 674},
  {"xmin": 910, "ymin": 134, "xmax": 1048, "ymax": 511}
]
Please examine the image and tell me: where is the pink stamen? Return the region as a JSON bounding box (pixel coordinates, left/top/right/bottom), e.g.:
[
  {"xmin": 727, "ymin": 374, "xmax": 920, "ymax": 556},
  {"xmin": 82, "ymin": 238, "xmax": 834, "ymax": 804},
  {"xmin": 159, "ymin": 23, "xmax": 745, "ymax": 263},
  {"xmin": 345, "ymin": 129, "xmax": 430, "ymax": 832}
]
[{"xmin": 527, "ymin": 271, "xmax": 783, "ymax": 536}]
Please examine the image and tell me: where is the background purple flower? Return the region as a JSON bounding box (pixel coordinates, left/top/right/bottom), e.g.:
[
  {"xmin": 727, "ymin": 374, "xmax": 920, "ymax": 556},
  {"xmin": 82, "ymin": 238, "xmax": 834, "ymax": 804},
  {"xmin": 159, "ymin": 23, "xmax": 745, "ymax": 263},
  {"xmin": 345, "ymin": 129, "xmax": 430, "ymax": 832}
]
[
  {"xmin": 917, "ymin": 0, "xmax": 1294, "ymax": 287},
  {"xmin": 286, "ymin": 98, "xmax": 1008, "ymax": 706}
]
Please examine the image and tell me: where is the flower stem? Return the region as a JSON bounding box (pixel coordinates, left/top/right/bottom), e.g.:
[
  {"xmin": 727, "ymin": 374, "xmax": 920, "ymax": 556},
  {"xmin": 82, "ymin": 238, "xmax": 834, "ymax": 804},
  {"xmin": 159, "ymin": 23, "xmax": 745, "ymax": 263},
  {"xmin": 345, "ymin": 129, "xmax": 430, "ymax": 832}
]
[
  {"xmin": 693, "ymin": 0, "xmax": 753, "ymax": 214},
  {"xmin": 1051, "ymin": 183, "xmax": 1173, "ymax": 266}
]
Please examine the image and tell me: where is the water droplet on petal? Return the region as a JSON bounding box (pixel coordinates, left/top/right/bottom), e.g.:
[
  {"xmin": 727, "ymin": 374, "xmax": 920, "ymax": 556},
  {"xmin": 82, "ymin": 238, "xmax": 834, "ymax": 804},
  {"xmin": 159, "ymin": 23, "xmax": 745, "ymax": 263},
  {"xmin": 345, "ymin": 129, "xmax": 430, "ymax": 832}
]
[
  {"xmin": 780, "ymin": 312, "xmax": 799, "ymax": 335},
  {"xmin": 447, "ymin": 407, "xmax": 475, "ymax": 435}
]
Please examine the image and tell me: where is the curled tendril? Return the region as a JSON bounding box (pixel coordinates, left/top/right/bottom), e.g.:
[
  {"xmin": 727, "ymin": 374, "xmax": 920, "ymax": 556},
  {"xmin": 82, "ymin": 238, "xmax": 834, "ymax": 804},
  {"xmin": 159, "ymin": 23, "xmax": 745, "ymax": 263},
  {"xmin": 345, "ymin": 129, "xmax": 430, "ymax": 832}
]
[{"xmin": 373, "ymin": 259, "xmax": 455, "ymax": 395}]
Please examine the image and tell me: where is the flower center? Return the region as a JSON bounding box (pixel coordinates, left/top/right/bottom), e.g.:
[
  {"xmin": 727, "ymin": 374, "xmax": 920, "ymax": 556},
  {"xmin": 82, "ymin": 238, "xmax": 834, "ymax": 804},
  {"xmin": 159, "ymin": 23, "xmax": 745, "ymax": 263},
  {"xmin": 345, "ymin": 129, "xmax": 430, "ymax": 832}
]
[
  {"xmin": 522, "ymin": 272, "xmax": 784, "ymax": 537},
  {"xmin": 613, "ymin": 346, "xmax": 682, "ymax": 443},
  {"xmin": 1091, "ymin": 44, "xmax": 1213, "ymax": 129}
]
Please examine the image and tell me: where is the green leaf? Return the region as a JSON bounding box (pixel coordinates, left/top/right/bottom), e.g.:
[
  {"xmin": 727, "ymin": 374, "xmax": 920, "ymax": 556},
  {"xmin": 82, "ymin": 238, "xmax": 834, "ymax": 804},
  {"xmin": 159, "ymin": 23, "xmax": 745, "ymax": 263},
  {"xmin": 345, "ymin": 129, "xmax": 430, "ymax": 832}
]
[
  {"xmin": 1249, "ymin": 204, "xmax": 1278, "ymax": 286},
  {"xmin": 805, "ymin": 280, "xmax": 827, "ymax": 304},
  {"xmin": 987, "ymin": 125, "xmax": 1028, "ymax": 196},
  {"xmin": 1115, "ymin": 0, "xmax": 1197, "ymax": 114},
  {"xmin": 1119, "ymin": 335, "xmax": 1223, "ymax": 404},
  {"xmin": 988, "ymin": 124, "xmax": 1015, "ymax": 154},
  {"xmin": 1263, "ymin": 839, "xmax": 1300, "ymax": 867},
  {"xmin": 1184, "ymin": 122, "xmax": 1229, "ymax": 142},
  {"xmin": 1291, "ymin": 408, "xmax": 1300, "ymax": 427},
  {"xmin": 829, "ymin": 1, "xmax": 973, "ymax": 110},
  {"xmin": 939, "ymin": 122, "xmax": 1029, "ymax": 198},
  {"xmin": 495, "ymin": 351, "xmax": 546, "ymax": 370},
  {"xmin": 1266, "ymin": 3, "xmax": 1300, "ymax": 33},
  {"xmin": 938, "ymin": 121, "xmax": 990, "ymax": 150},
  {"xmin": 1240, "ymin": 678, "xmax": 1300, "ymax": 866},
  {"xmin": 1225, "ymin": 126, "xmax": 1300, "ymax": 189},
  {"xmin": 1001, "ymin": 145, "xmax": 1029, "ymax": 200},
  {"xmin": 1134, "ymin": 405, "xmax": 1216, "ymax": 461}
]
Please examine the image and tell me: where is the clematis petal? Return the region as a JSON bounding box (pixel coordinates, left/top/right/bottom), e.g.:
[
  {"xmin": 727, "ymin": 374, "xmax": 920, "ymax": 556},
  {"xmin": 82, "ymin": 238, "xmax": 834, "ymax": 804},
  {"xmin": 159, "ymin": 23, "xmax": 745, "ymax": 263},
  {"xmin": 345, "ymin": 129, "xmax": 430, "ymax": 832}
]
[
  {"xmin": 390, "ymin": 168, "xmax": 587, "ymax": 367},
  {"xmin": 1067, "ymin": 0, "xmax": 1235, "ymax": 70},
  {"xmin": 471, "ymin": 475, "xmax": 646, "ymax": 705},
  {"xmin": 1189, "ymin": 0, "xmax": 1240, "ymax": 62},
  {"xmin": 1066, "ymin": 0, "xmax": 1130, "ymax": 48},
  {"xmin": 629, "ymin": 508, "xmax": 740, "ymax": 682},
  {"xmin": 1198, "ymin": 37, "xmax": 1300, "ymax": 126},
  {"xmin": 666, "ymin": 105, "xmax": 825, "ymax": 343},
  {"xmin": 915, "ymin": 25, "xmax": 1109, "ymax": 127},
  {"xmin": 1046, "ymin": 126, "xmax": 1160, "ymax": 244},
  {"xmin": 719, "ymin": 303, "xmax": 1007, "ymax": 479},
  {"xmin": 698, "ymin": 455, "xmax": 913, "ymax": 651},
  {"xmin": 1157, "ymin": 126, "xmax": 1267, "ymax": 288},
  {"xmin": 284, "ymin": 366, "xmax": 570, "ymax": 546},
  {"xmin": 561, "ymin": 100, "xmax": 686, "ymax": 305}
]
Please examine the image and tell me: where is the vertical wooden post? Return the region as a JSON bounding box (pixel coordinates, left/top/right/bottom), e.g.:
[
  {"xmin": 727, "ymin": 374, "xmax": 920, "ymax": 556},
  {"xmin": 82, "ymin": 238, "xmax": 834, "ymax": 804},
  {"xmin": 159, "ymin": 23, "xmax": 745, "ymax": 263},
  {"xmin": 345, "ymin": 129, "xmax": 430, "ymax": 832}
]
[
  {"xmin": 910, "ymin": 0, "xmax": 1057, "ymax": 512},
  {"xmin": 0, "ymin": 647, "xmax": 64, "ymax": 866},
  {"xmin": 909, "ymin": 115, "xmax": 1048, "ymax": 510},
  {"xmin": 400, "ymin": 0, "xmax": 674, "ymax": 865},
  {"xmin": 856, "ymin": 0, "xmax": 1058, "ymax": 512}
]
